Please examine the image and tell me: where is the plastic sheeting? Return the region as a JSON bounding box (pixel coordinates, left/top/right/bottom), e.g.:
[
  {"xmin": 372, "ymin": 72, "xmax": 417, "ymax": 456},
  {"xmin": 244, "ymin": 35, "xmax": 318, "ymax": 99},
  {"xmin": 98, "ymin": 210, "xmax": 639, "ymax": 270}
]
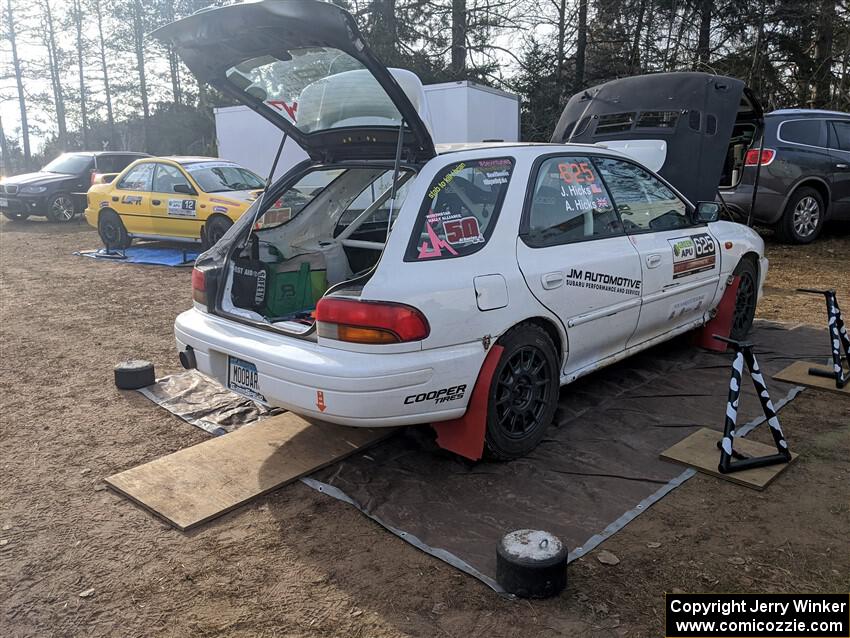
[
  {"xmin": 140, "ymin": 322, "xmax": 824, "ymax": 591},
  {"xmin": 75, "ymin": 246, "xmax": 199, "ymax": 267}
]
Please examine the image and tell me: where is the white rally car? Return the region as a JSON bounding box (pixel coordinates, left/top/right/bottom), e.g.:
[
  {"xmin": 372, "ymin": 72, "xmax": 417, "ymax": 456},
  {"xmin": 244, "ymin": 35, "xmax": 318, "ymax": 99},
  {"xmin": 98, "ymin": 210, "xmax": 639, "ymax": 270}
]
[{"xmin": 156, "ymin": 0, "xmax": 767, "ymax": 459}]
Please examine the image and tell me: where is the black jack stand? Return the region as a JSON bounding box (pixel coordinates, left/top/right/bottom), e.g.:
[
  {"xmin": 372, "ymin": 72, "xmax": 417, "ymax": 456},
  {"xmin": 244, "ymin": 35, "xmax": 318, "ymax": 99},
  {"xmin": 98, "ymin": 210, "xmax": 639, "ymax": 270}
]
[
  {"xmin": 798, "ymin": 288, "xmax": 850, "ymax": 389},
  {"xmin": 713, "ymin": 336, "xmax": 793, "ymax": 474}
]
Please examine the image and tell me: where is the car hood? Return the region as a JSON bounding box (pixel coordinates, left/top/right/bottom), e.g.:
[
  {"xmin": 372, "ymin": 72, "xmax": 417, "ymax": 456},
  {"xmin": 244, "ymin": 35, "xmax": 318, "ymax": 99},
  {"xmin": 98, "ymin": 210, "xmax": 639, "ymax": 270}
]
[
  {"xmin": 207, "ymin": 189, "xmax": 263, "ymax": 205},
  {"xmin": 1, "ymin": 171, "xmax": 72, "ymax": 186},
  {"xmin": 151, "ymin": 0, "xmax": 436, "ymax": 163},
  {"xmin": 551, "ymin": 72, "xmax": 764, "ymax": 203}
]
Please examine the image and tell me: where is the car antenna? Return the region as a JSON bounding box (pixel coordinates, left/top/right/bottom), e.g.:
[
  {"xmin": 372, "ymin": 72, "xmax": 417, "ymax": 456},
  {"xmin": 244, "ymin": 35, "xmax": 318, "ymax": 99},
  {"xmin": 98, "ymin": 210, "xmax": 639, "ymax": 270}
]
[
  {"xmin": 243, "ymin": 130, "xmax": 288, "ymax": 250},
  {"xmin": 385, "ymin": 117, "xmax": 405, "ymax": 240}
]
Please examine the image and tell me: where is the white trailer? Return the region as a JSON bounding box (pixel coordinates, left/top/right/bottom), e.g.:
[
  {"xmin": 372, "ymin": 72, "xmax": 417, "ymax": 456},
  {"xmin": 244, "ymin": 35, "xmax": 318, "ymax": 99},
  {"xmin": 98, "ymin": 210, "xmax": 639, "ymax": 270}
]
[{"xmin": 214, "ymin": 78, "xmax": 520, "ymax": 179}]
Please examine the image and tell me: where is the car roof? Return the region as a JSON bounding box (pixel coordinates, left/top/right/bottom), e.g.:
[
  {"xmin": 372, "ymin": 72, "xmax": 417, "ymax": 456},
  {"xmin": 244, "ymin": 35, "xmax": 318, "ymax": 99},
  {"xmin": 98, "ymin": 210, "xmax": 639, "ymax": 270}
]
[
  {"xmin": 768, "ymin": 109, "xmax": 850, "ymax": 119},
  {"xmin": 435, "ymin": 141, "xmax": 630, "ymax": 156},
  {"xmin": 155, "ymin": 156, "xmax": 238, "ymax": 166}
]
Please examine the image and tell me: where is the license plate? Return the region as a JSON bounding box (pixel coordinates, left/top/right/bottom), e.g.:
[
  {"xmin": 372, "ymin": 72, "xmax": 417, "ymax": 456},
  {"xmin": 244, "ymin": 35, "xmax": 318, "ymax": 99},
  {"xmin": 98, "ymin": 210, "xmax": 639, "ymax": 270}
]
[
  {"xmin": 227, "ymin": 356, "xmax": 266, "ymax": 403},
  {"xmin": 0, "ymin": 198, "xmax": 8, "ymax": 207}
]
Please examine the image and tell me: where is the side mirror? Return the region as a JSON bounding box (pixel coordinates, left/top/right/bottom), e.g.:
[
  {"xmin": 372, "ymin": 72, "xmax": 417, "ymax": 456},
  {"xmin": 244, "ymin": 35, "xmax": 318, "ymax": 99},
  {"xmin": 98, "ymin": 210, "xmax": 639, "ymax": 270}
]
[
  {"xmin": 695, "ymin": 201, "xmax": 721, "ymax": 223},
  {"xmin": 173, "ymin": 183, "xmax": 196, "ymax": 195}
]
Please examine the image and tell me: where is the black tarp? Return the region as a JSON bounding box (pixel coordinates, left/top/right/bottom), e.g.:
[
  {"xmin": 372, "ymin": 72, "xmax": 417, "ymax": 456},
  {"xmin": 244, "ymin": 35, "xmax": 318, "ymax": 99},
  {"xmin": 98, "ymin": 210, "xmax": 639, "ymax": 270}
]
[
  {"xmin": 551, "ymin": 72, "xmax": 763, "ymax": 204},
  {"xmin": 142, "ymin": 322, "xmax": 825, "ymax": 592}
]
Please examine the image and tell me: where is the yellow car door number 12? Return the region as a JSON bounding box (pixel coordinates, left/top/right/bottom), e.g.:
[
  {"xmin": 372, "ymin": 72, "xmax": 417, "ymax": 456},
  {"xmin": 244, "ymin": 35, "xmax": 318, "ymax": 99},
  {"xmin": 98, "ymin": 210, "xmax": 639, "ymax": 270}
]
[{"xmin": 168, "ymin": 198, "xmax": 197, "ymax": 218}]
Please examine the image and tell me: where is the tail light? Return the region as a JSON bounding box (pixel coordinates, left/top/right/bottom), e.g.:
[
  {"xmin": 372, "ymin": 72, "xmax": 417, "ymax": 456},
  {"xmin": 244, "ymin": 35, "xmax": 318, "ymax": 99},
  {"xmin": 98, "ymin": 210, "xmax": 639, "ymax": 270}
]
[
  {"xmin": 315, "ymin": 298, "xmax": 429, "ymax": 344},
  {"xmin": 192, "ymin": 268, "xmax": 207, "ymax": 306},
  {"xmin": 744, "ymin": 149, "xmax": 775, "ymax": 166},
  {"xmin": 91, "ymin": 172, "xmax": 99, "ymax": 185}
]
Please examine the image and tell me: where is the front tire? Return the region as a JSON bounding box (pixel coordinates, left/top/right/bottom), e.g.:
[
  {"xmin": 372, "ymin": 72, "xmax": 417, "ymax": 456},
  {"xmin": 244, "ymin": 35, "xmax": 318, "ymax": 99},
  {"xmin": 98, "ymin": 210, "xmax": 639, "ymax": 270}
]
[
  {"xmin": 203, "ymin": 215, "xmax": 233, "ymax": 249},
  {"xmin": 775, "ymin": 187, "xmax": 825, "ymax": 244},
  {"xmin": 45, "ymin": 192, "xmax": 77, "ymax": 222},
  {"xmin": 730, "ymin": 258, "xmax": 758, "ymax": 341},
  {"xmin": 484, "ymin": 323, "xmax": 560, "ymax": 460},
  {"xmin": 98, "ymin": 209, "xmax": 131, "ymax": 250}
]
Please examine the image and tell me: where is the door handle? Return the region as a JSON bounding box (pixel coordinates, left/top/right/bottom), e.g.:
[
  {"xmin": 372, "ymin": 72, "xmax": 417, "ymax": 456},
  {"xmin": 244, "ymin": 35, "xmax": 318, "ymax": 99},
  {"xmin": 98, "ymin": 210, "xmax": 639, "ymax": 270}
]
[
  {"xmin": 152, "ymin": 199, "xmax": 161, "ymax": 205},
  {"xmin": 836, "ymin": 164, "xmax": 849, "ymax": 170},
  {"xmin": 646, "ymin": 254, "xmax": 663, "ymax": 268},
  {"xmin": 542, "ymin": 272, "xmax": 564, "ymax": 290}
]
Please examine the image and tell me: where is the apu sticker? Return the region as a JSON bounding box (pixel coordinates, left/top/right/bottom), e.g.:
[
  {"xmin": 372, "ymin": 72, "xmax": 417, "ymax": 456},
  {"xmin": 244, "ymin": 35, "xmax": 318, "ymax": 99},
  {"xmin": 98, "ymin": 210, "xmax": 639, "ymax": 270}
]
[
  {"xmin": 212, "ymin": 205, "xmax": 228, "ymax": 214},
  {"xmin": 168, "ymin": 198, "xmax": 197, "ymax": 218},
  {"xmin": 669, "ymin": 232, "xmax": 717, "ymax": 279},
  {"xmin": 121, "ymin": 195, "xmax": 142, "ymax": 205}
]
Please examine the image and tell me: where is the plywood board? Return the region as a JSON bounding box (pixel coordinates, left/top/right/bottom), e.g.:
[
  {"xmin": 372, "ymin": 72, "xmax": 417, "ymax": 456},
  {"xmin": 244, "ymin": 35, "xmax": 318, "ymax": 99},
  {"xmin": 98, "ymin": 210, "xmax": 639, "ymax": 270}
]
[
  {"xmin": 773, "ymin": 361, "xmax": 850, "ymax": 396},
  {"xmin": 106, "ymin": 414, "xmax": 395, "ymax": 530},
  {"xmin": 660, "ymin": 427, "xmax": 798, "ymax": 490}
]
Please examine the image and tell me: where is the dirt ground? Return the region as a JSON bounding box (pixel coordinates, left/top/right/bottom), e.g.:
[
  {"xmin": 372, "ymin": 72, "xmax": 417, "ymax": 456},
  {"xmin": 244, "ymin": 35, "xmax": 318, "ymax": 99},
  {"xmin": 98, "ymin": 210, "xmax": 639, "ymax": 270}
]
[{"xmin": 1, "ymin": 217, "xmax": 848, "ymax": 638}]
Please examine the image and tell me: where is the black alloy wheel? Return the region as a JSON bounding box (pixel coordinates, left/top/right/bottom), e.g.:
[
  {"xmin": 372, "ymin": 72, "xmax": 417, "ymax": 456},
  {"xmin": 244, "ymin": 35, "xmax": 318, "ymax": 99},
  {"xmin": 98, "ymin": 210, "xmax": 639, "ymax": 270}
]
[{"xmin": 484, "ymin": 323, "xmax": 559, "ymax": 460}]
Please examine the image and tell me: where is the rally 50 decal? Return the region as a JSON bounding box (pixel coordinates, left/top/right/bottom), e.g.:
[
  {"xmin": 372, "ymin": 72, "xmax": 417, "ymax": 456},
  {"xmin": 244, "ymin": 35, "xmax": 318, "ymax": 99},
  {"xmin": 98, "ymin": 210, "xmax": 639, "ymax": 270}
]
[
  {"xmin": 669, "ymin": 232, "xmax": 716, "ymax": 279},
  {"xmin": 168, "ymin": 198, "xmax": 197, "ymax": 218},
  {"xmin": 405, "ymin": 385, "xmax": 467, "ymax": 405}
]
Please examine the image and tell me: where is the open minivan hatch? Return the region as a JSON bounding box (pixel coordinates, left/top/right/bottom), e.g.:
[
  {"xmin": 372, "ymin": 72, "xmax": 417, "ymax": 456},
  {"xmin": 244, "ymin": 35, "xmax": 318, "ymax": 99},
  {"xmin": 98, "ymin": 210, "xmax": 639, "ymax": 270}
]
[
  {"xmin": 153, "ymin": 0, "xmax": 436, "ymax": 336},
  {"xmin": 551, "ymin": 72, "xmax": 764, "ymax": 206}
]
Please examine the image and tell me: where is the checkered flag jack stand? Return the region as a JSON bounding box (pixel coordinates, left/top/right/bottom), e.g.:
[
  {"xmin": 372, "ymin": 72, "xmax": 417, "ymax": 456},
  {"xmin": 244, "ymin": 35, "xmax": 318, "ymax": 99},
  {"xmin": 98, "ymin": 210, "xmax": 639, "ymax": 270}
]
[
  {"xmin": 713, "ymin": 336, "xmax": 792, "ymax": 474},
  {"xmin": 798, "ymin": 288, "xmax": 850, "ymax": 389}
]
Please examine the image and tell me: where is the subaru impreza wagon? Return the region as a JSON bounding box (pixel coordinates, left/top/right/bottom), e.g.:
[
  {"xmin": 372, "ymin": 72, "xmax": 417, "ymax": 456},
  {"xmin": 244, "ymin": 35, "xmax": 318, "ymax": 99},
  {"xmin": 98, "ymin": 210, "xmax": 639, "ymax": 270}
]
[{"xmin": 155, "ymin": 0, "xmax": 767, "ymax": 459}]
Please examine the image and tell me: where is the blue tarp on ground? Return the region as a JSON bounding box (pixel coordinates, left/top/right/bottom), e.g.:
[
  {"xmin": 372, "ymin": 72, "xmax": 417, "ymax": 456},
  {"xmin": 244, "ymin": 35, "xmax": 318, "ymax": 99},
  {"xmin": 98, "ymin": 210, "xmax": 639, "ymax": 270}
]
[{"xmin": 75, "ymin": 246, "xmax": 199, "ymax": 267}]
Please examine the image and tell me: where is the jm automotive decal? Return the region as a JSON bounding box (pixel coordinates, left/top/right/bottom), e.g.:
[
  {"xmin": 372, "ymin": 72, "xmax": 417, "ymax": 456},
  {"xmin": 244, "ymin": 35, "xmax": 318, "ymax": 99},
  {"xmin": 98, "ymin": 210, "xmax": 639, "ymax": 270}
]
[
  {"xmin": 168, "ymin": 198, "xmax": 197, "ymax": 218},
  {"xmin": 565, "ymin": 268, "xmax": 642, "ymax": 296},
  {"xmin": 669, "ymin": 232, "xmax": 717, "ymax": 279}
]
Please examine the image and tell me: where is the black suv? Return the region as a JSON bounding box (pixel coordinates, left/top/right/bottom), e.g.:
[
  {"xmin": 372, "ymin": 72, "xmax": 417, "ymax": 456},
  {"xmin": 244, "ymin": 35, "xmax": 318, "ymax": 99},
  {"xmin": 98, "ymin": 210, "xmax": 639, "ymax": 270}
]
[
  {"xmin": 720, "ymin": 109, "xmax": 850, "ymax": 243},
  {"xmin": 0, "ymin": 151, "xmax": 149, "ymax": 222}
]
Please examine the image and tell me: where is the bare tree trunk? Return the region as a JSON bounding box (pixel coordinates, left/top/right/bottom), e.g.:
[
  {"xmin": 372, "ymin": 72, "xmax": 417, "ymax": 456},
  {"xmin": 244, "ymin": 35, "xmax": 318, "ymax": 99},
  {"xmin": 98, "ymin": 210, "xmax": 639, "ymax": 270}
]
[
  {"xmin": 629, "ymin": 0, "xmax": 648, "ymax": 73},
  {"xmin": 42, "ymin": 0, "xmax": 67, "ymax": 148},
  {"xmin": 5, "ymin": 0, "xmax": 31, "ymax": 168},
  {"xmin": 0, "ymin": 116, "xmax": 9, "ymax": 175},
  {"xmin": 132, "ymin": 0, "xmax": 150, "ymax": 151},
  {"xmin": 163, "ymin": 0, "xmax": 182, "ymax": 105},
  {"xmin": 555, "ymin": 0, "xmax": 567, "ymax": 101},
  {"xmin": 92, "ymin": 0, "xmax": 116, "ymax": 147},
  {"xmin": 696, "ymin": 0, "xmax": 713, "ymax": 68},
  {"xmin": 576, "ymin": 0, "xmax": 588, "ymax": 88},
  {"xmin": 451, "ymin": 0, "xmax": 467, "ymax": 77},
  {"xmin": 72, "ymin": 0, "xmax": 89, "ymax": 147},
  {"xmin": 812, "ymin": 0, "xmax": 835, "ymax": 108},
  {"xmin": 662, "ymin": 1, "xmax": 678, "ymax": 70},
  {"xmin": 669, "ymin": 5, "xmax": 693, "ymax": 69}
]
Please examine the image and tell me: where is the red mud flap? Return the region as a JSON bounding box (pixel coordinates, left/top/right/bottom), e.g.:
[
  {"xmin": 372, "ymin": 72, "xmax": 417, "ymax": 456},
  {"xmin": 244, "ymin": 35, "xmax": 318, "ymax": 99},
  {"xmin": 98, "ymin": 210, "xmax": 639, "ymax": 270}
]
[
  {"xmin": 431, "ymin": 344, "xmax": 504, "ymax": 461},
  {"xmin": 694, "ymin": 275, "xmax": 740, "ymax": 352}
]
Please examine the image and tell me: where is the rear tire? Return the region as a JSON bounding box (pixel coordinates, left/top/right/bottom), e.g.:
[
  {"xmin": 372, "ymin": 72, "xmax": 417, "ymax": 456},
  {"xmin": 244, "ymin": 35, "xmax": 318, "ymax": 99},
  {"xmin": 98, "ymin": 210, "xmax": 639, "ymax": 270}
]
[
  {"xmin": 203, "ymin": 215, "xmax": 233, "ymax": 249},
  {"xmin": 98, "ymin": 209, "xmax": 131, "ymax": 250},
  {"xmin": 2, "ymin": 211, "xmax": 29, "ymax": 221},
  {"xmin": 45, "ymin": 192, "xmax": 77, "ymax": 222},
  {"xmin": 775, "ymin": 187, "xmax": 825, "ymax": 244},
  {"xmin": 484, "ymin": 323, "xmax": 559, "ymax": 460},
  {"xmin": 730, "ymin": 258, "xmax": 758, "ymax": 341}
]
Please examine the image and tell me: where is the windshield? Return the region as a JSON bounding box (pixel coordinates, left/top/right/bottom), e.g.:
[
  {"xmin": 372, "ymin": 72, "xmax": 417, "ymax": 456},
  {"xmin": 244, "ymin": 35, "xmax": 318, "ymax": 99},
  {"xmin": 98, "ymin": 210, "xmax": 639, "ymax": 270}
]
[
  {"xmin": 184, "ymin": 162, "xmax": 265, "ymax": 193},
  {"xmin": 42, "ymin": 153, "xmax": 92, "ymax": 174},
  {"xmin": 226, "ymin": 47, "xmax": 408, "ymax": 134}
]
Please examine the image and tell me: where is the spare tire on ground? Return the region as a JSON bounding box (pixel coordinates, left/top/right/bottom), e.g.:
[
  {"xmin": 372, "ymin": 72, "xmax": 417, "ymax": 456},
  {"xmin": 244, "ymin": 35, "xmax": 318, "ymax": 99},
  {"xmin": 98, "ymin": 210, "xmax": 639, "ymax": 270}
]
[
  {"xmin": 114, "ymin": 360, "xmax": 156, "ymax": 390},
  {"xmin": 496, "ymin": 529, "xmax": 568, "ymax": 598}
]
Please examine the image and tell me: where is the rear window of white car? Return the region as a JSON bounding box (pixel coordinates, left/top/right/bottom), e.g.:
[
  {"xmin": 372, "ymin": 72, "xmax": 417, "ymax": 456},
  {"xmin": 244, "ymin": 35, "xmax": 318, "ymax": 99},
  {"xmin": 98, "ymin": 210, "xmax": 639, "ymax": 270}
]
[{"xmin": 404, "ymin": 158, "xmax": 514, "ymax": 261}]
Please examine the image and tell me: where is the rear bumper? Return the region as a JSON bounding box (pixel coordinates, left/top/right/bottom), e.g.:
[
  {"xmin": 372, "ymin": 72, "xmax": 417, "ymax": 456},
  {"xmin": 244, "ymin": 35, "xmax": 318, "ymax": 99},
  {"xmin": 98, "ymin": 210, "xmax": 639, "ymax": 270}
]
[
  {"xmin": 174, "ymin": 308, "xmax": 487, "ymax": 427},
  {"xmin": 719, "ymin": 185, "xmax": 786, "ymax": 225}
]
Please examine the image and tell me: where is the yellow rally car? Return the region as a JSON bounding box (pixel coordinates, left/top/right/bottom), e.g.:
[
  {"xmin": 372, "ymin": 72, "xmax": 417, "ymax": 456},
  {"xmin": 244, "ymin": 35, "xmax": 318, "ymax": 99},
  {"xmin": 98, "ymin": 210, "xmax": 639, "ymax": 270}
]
[{"xmin": 85, "ymin": 156, "xmax": 265, "ymax": 249}]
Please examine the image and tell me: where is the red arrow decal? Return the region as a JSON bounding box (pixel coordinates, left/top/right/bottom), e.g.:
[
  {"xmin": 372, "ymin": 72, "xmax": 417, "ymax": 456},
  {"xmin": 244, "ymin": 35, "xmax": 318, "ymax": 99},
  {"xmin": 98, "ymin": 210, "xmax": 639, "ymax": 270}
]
[{"xmin": 316, "ymin": 390, "xmax": 326, "ymax": 413}]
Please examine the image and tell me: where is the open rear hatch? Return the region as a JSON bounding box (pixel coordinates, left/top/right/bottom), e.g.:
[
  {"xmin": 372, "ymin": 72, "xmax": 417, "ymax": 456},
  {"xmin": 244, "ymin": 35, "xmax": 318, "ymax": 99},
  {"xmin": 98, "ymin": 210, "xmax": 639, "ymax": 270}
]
[
  {"xmin": 152, "ymin": 0, "xmax": 435, "ymax": 163},
  {"xmin": 551, "ymin": 72, "xmax": 764, "ymax": 204}
]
